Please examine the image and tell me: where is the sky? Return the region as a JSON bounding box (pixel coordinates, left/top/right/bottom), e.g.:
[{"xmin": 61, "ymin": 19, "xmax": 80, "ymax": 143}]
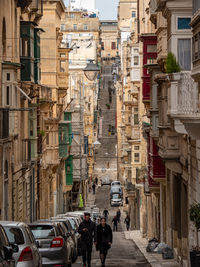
[
  {"xmin": 96, "ymin": 0, "xmax": 119, "ymax": 20},
  {"xmin": 64, "ymin": 0, "xmax": 119, "ymax": 20}
]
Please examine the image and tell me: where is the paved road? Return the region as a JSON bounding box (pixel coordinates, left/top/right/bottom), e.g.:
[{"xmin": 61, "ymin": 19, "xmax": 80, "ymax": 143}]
[{"xmin": 73, "ymin": 186, "xmax": 150, "ymax": 267}]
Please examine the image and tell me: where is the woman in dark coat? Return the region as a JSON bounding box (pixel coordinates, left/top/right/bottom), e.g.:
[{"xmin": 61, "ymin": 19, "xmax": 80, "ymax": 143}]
[{"xmin": 96, "ymin": 217, "xmax": 113, "ymax": 267}]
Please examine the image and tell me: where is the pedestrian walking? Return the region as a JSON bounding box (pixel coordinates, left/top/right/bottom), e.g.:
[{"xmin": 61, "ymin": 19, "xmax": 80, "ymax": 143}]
[
  {"xmin": 112, "ymin": 216, "xmax": 118, "ymax": 232},
  {"xmin": 95, "ymin": 177, "xmax": 98, "ymax": 185},
  {"xmin": 78, "ymin": 212, "xmax": 97, "ymax": 267},
  {"xmin": 124, "ymin": 214, "xmax": 130, "ymax": 231},
  {"xmin": 116, "ymin": 208, "xmax": 121, "ymax": 223},
  {"xmin": 92, "ymin": 182, "xmax": 96, "ymax": 194},
  {"xmin": 103, "ymin": 208, "xmax": 109, "ymax": 220},
  {"xmin": 96, "ymin": 217, "xmax": 113, "ymax": 267}
]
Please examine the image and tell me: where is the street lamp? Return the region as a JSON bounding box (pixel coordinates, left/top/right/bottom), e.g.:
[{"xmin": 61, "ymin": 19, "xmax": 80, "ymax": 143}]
[
  {"xmin": 93, "ymin": 140, "xmax": 101, "ymax": 150},
  {"xmin": 83, "ymin": 60, "xmax": 100, "ymax": 81}
]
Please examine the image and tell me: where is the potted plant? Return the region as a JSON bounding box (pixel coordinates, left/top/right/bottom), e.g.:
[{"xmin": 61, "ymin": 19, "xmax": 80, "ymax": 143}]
[
  {"xmin": 165, "ymin": 52, "xmax": 181, "ymax": 74},
  {"xmin": 189, "ymin": 203, "xmax": 200, "ymax": 267},
  {"xmin": 106, "ymin": 103, "xmax": 110, "ymax": 109}
]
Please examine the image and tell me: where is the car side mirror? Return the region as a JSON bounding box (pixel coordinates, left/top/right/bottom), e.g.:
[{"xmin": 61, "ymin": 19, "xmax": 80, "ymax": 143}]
[
  {"xmin": 10, "ymin": 244, "xmax": 19, "ymax": 253},
  {"xmin": 3, "ymin": 246, "xmax": 13, "ymax": 260},
  {"xmin": 36, "ymin": 241, "xmax": 40, "ymax": 248}
]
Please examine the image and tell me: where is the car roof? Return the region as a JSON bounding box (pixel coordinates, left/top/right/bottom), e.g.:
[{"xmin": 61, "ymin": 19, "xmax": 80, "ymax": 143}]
[
  {"xmin": 0, "ymin": 221, "xmax": 28, "ymax": 227},
  {"xmin": 29, "ymin": 221, "xmax": 58, "ymax": 225}
]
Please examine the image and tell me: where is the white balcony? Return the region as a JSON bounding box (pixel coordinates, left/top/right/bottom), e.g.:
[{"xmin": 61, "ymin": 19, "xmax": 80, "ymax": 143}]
[{"xmin": 167, "ymin": 71, "xmax": 200, "ymax": 139}]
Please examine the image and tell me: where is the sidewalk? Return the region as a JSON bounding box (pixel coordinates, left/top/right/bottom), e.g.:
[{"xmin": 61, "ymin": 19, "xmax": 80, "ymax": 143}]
[{"xmin": 124, "ymin": 230, "xmax": 181, "ymax": 267}]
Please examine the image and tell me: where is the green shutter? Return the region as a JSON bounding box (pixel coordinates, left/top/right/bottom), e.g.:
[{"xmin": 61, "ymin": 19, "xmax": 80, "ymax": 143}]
[
  {"xmin": 59, "ymin": 123, "xmax": 68, "ymax": 158},
  {"xmin": 65, "ymin": 156, "xmax": 73, "ymax": 185}
]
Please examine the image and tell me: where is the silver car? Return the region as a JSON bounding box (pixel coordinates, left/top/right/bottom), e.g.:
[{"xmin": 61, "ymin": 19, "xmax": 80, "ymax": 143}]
[
  {"xmin": 1, "ymin": 222, "xmax": 42, "ymax": 267},
  {"xmin": 29, "ymin": 221, "xmax": 70, "ymax": 267}
]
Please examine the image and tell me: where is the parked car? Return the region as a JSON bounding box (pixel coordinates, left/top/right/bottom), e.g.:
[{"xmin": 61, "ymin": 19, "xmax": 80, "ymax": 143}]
[
  {"xmin": 1, "ymin": 221, "xmax": 42, "ymax": 267},
  {"xmin": 110, "ymin": 193, "xmax": 123, "ymax": 207},
  {"xmin": 64, "ymin": 217, "xmax": 81, "ymax": 257},
  {"xmin": 0, "ymin": 224, "xmax": 16, "ymax": 267},
  {"xmin": 50, "ymin": 218, "xmax": 76, "ymax": 263},
  {"xmin": 101, "ymin": 176, "xmax": 111, "ymax": 186},
  {"xmin": 110, "ymin": 186, "xmax": 123, "ymax": 197},
  {"xmin": 29, "ymin": 222, "xmax": 70, "ymax": 267},
  {"xmin": 111, "ymin": 181, "xmax": 121, "ymax": 188}
]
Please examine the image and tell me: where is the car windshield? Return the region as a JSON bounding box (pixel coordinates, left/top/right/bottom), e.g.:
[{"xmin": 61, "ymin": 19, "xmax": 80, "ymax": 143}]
[
  {"xmin": 112, "ymin": 182, "xmax": 120, "ymax": 186},
  {"xmin": 30, "ymin": 225, "xmax": 55, "ymax": 239},
  {"xmin": 4, "ymin": 226, "xmax": 25, "ymax": 245},
  {"xmin": 112, "ymin": 194, "xmax": 121, "ymax": 199}
]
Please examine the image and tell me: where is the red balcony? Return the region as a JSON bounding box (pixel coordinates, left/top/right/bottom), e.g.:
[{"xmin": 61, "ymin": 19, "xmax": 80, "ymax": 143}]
[
  {"xmin": 140, "ymin": 34, "xmax": 157, "ymax": 103},
  {"xmin": 150, "ymin": 138, "xmax": 165, "ymax": 182}
]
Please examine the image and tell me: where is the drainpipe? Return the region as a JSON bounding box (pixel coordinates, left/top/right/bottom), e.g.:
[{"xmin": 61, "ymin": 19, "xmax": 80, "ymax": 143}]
[{"xmin": 137, "ymin": 0, "xmax": 140, "ymax": 43}]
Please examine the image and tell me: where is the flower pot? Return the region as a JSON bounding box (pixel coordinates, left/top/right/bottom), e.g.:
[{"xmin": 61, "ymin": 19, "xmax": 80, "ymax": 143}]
[{"xmin": 190, "ymin": 251, "xmax": 200, "ymax": 267}]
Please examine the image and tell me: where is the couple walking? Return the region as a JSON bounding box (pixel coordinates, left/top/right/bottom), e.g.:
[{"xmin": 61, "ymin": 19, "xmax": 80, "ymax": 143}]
[{"xmin": 78, "ymin": 212, "xmax": 113, "ymax": 267}]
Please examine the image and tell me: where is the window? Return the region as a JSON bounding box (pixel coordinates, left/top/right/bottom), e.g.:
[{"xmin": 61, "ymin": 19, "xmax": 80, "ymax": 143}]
[
  {"xmin": 4, "ymin": 227, "xmax": 25, "ymax": 245},
  {"xmin": 134, "ymin": 153, "xmax": 140, "ymax": 163},
  {"xmin": 60, "ymin": 24, "xmax": 65, "ymax": 31},
  {"xmin": 101, "ymin": 42, "xmax": 104, "ymax": 50},
  {"xmin": 111, "ymin": 42, "xmax": 116, "ymax": 50},
  {"xmin": 177, "ymin": 17, "xmax": 191, "ymax": 30},
  {"xmin": 73, "ymin": 24, "xmax": 77, "ymax": 30},
  {"xmin": 6, "ymin": 73, "xmax": 10, "ymax": 81},
  {"xmin": 6, "ymin": 86, "xmax": 10, "ymax": 105},
  {"xmin": 132, "ymin": 11, "xmax": 136, "ymax": 18},
  {"xmin": 134, "ymin": 108, "xmax": 139, "ymax": 125},
  {"xmin": 83, "ymin": 24, "xmax": 88, "ymax": 30},
  {"xmin": 30, "ymin": 120, "xmax": 34, "ymax": 136},
  {"xmin": 147, "ymin": 44, "xmax": 157, "ymax": 53},
  {"xmin": 134, "ymin": 56, "xmax": 139, "ymax": 65},
  {"xmin": 134, "ymin": 48, "xmax": 139, "ymax": 53},
  {"xmin": 128, "ymin": 116, "xmax": 131, "ymax": 123},
  {"xmin": 2, "ymin": 17, "xmax": 6, "ymax": 55},
  {"xmin": 60, "ymin": 60, "xmax": 66, "ymax": 72},
  {"xmin": 70, "ymin": 13, "xmax": 75, "ymax": 18},
  {"xmin": 21, "ymin": 38, "xmax": 29, "ymax": 57},
  {"xmin": 178, "ymin": 39, "xmax": 191, "ymax": 70},
  {"xmin": 134, "ymin": 146, "xmax": 140, "ymax": 150}
]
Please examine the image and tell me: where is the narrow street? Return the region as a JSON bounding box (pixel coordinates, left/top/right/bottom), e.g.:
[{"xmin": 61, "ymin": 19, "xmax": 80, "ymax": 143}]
[{"xmin": 73, "ymin": 186, "xmax": 150, "ymax": 267}]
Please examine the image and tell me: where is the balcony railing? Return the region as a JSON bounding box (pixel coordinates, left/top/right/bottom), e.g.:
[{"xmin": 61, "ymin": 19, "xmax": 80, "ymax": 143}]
[
  {"xmin": 131, "ymin": 127, "xmax": 140, "ymax": 140},
  {"xmin": 40, "ymin": 86, "xmax": 52, "ymax": 103},
  {"xmin": 0, "ymin": 110, "xmax": 9, "ymax": 139},
  {"xmin": 167, "ymin": 72, "xmax": 199, "ymax": 118}
]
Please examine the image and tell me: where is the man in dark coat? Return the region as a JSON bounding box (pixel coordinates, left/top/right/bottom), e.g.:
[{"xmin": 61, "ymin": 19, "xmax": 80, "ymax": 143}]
[{"xmin": 78, "ymin": 212, "xmax": 97, "ymax": 267}]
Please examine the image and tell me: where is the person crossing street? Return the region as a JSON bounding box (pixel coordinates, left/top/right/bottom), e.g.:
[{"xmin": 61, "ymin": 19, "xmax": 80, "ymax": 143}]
[{"xmin": 78, "ymin": 212, "xmax": 97, "ymax": 267}]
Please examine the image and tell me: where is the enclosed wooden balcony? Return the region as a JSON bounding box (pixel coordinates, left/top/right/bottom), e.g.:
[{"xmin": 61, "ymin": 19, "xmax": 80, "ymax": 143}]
[{"xmin": 150, "ymin": 138, "xmax": 165, "ymax": 183}]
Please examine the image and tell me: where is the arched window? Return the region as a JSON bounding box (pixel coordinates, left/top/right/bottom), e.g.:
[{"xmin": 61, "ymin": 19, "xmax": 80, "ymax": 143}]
[{"xmin": 2, "ymin": 17, "xmax": 6, "ymax": 55}]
